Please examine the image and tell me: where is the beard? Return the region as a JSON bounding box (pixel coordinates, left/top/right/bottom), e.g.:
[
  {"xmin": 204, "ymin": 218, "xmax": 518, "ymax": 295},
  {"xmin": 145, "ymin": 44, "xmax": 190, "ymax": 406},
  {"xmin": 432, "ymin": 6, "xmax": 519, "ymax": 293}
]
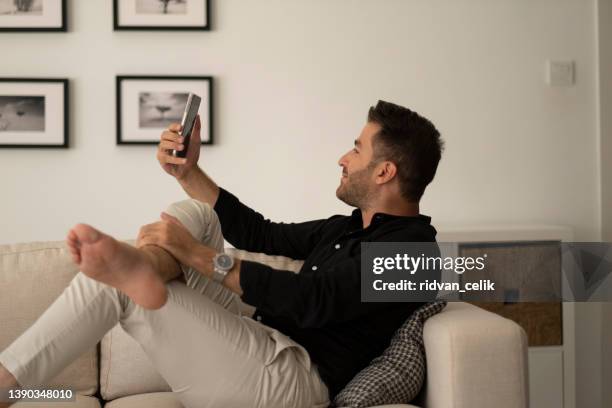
[{"xmin": 336, "ymin": 165, "xmax": 376, "ymax": 208}]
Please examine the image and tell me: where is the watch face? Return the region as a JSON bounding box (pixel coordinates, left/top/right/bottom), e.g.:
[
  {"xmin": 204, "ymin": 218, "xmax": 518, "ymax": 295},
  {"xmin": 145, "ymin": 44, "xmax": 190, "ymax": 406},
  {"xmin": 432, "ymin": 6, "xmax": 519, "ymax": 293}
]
[{"xmin": 217, "ymin": 254, "xmax": 233, "ymax": 269}]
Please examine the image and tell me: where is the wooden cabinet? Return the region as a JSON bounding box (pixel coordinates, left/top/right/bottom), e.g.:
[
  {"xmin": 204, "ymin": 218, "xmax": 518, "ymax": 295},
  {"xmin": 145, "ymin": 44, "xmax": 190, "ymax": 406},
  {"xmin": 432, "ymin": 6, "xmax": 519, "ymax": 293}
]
[{"xmin": 437, "ymin": 226, "xmax": 575, "ymax": 408}]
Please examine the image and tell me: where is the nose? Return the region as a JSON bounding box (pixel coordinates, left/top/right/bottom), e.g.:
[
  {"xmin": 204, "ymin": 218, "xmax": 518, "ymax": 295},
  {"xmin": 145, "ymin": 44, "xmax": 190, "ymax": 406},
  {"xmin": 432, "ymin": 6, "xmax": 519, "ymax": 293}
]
[{"xmin": 338, "ymin": 150, "xmax": 350, "ymax": 167}]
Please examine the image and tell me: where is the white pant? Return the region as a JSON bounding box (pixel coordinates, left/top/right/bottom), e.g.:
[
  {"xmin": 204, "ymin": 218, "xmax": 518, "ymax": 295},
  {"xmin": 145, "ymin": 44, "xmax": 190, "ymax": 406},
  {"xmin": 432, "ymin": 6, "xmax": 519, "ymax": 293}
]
[{"xmin": 0, "ymin": 200, "xmax": 329, "ymax": 408}]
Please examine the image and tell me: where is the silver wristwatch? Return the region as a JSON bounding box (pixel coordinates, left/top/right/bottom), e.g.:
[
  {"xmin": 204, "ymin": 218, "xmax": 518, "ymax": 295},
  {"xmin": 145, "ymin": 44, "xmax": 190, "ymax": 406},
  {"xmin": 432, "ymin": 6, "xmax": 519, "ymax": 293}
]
[{"xmin": 212, "ymin": 253, "xmax": 234, "ymax": 283}]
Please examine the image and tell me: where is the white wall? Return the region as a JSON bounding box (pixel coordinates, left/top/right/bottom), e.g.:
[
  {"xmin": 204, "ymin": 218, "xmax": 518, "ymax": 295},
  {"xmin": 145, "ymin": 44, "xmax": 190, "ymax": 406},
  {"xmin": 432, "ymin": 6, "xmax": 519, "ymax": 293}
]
[
  {"xmin": 0, "ymin": 1, "xmax": 604, "ymax": 404},
  {"xmin": 600, "ymin": 4, "xmax": 612, "ymax": 238},
  {"xmin": 598, "ymin": 0, "xmax": 612, "ymax": 407},
  {"xmin": 0, "ymin": 0, "xmax": 600, "ymax": 245}
]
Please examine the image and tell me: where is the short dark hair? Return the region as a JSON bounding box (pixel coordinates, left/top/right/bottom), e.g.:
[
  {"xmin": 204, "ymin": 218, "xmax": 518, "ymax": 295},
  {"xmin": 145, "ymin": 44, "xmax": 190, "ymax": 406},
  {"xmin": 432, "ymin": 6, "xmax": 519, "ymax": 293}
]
[{"xmin": 367, "ymin": 100, "xmax": 443, "ymax": 202}]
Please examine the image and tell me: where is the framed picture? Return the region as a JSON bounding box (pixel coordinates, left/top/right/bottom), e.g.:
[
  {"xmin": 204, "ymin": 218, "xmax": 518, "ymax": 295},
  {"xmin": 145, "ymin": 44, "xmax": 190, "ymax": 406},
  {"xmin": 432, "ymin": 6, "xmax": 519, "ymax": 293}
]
[
  {"xmin": 0, "ymin": 78, "xmax": 68, "ymax": 148},
  {"xmin": 113, "ymin": 0, "xmax": 210, "ymax": 31},
  {"xmin": 116, "ymin": 75, "xmax": 213, "ymax": 145},
  {"xmin": 0, "ymin": 0, "xmax": 66, "ymax": 32}
]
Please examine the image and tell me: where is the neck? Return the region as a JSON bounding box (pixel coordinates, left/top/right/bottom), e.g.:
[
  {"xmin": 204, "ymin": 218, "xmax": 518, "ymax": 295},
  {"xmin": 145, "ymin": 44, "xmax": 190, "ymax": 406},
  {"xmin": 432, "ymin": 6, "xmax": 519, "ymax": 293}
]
[{"xmin": 360, "ymin": 200, "xmax": 420, "ymax": 229}]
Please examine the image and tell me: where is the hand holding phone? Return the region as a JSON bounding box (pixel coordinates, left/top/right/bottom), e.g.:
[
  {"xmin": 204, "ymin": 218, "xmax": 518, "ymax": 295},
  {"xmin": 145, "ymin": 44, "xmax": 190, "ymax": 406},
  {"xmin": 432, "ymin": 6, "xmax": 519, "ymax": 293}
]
[{"xmin": 172, "ymin": 93, "xmax": 201, "ymax": 158}]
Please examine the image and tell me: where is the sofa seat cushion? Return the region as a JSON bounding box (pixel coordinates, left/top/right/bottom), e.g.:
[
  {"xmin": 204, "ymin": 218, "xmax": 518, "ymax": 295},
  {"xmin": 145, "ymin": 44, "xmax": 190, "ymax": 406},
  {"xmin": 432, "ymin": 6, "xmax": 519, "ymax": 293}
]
[
  {"xmin": 0, "ymin": 241, "xmax": 98, "ymax": 395},
  {"xmin": 105, "ymin": 392, "xmax": 184, "ymax": 408},
  {"xmin": 366, "ymin": 405, "xmax": 421, "ymax": 408},
  {"xmin": 12, "ymin": 394, "xmax": 101, "ymax": 408}
]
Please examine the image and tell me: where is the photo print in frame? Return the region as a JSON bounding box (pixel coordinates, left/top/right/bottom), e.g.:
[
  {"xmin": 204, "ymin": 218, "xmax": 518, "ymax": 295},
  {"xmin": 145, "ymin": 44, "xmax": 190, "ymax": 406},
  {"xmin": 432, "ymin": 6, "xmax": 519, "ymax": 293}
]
[
  {"xmin": 114, "ymin": 0, "xmax": 210, "ymax": 30},
  {"xmin": 0, "ymin": 78, "xmax": 68, "ymax": 148},
  {"xmin": 0, "ymin": 0, "xmax": 66, "ymax": 32},
  {"xmin": 116, "ymin": 75, "xmax": 213, "ymax": 145}
]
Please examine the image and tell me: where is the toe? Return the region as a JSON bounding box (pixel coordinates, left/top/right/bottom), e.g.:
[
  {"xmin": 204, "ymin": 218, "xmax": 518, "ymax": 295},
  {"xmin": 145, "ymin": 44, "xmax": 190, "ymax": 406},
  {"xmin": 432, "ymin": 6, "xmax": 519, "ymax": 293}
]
[
  {"xmin": 66, "ymin": 230, "xmax": 81, "ymax": 253},
  {"xmin": 72, "ymin": 223, "xmax": 102, "ymax": 244},
  {"xmin": 67, "ymin": 230, "xmax": 79, "ymax": 245}
]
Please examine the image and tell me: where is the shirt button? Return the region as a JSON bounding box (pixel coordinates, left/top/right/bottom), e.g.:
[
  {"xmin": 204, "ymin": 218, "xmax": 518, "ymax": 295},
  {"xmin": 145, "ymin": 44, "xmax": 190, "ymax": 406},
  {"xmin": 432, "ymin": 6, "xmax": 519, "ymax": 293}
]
[
  {"xmin": 312, "ymin": 265, "xmax": 318, "ymax": 271},
  {"xmin": 256, "ymin": 315, "xmax": 262, "ymax": 321},
  {"xmin": 334, "ymin": 244, "xmax": 341, "ymax": 249}
]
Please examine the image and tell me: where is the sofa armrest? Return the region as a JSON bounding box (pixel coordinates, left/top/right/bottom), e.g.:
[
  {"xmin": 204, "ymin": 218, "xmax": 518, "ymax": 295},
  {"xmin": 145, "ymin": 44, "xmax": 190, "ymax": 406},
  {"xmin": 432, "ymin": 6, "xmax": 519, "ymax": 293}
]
[{"xmin": 421, "ymin": 302, "xmax": 529, "ymax": 408}]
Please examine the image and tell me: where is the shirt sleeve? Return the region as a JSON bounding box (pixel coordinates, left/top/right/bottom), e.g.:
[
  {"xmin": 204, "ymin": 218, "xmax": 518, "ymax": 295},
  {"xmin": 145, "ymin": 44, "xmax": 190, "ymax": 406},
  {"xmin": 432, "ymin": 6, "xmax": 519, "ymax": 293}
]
[
  {"xmin": 213, "ymin": 187, "xmax": 335, "ymax": 260},
  {"xmin": 239, "ymin": 258, "xmax": 390, "ymax": 328},
  {"xmin": 239, "ymin": 228, "xmax": 438, "ymax": 328}
]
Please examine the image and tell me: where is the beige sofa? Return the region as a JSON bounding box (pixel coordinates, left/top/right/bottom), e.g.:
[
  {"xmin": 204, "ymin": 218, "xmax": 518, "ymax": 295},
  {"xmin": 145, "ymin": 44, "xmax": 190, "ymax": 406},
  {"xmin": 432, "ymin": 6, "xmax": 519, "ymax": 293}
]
[{"xmin": 0, "ymin": 241, "xmax": 529, "ymax": 408}]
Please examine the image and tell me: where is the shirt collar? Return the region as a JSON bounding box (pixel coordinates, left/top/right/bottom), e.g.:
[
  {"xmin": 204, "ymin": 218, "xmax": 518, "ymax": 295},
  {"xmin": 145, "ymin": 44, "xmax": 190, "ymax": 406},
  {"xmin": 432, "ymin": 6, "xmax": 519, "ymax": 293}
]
[{"xmin": 349, "ymin": 208, "xmax": 432, "ymax": 229}]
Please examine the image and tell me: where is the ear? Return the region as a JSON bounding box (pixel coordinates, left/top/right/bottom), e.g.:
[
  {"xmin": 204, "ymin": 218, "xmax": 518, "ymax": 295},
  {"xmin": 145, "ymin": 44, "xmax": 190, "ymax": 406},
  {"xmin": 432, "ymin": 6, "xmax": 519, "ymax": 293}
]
[{"xmin": 375, "ymin": 161, "xmax": 397, "ymax": 184}]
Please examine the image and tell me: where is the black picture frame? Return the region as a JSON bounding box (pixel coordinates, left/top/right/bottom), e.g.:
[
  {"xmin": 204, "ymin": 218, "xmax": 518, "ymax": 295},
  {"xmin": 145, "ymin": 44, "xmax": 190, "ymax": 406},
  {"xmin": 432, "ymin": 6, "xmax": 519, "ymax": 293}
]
[
  {"xmin": 0, "ymin": 0, "xmax": 67, "ymax": 32},
  {"xmin": 0, "ymin": 78, "xmax": 69, "ymax": 149},
  {"xmin": 116, "ymin": 75, "xmax": 214, "ymax": 146},
  {"xmin": 113, "ymin": 0, "xmax": 211, "ymax": 31}
]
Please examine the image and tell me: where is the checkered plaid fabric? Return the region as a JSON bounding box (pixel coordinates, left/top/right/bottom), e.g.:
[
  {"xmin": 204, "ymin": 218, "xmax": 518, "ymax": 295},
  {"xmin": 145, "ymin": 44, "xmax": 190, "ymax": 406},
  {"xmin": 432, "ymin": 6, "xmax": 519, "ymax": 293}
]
[{"xmin": 333, "ymin": 301, "xmax": 447, "ymax": 408}]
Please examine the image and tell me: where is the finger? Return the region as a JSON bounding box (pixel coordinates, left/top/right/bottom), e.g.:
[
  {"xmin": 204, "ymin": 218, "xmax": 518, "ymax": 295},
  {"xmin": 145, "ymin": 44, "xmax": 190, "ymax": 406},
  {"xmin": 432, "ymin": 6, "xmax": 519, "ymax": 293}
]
[
  {"xmin": 138, "ymin": 224, "xmax": 158, "ymax": 239},
  {"xmin": 140, "ymin": 222, "xmax": 164, "ymax": 233},
  {"xmin": 161, "ymin": 213, "xmax": 187, "ymax": 229},
  {"xmin": 136, "ymin": 239, "xmax": 155, "ymax": 249},
  {"xmin": 136, "ymin": 229, "xmax": 151, "ymax": 247},
  {"xmin": 160, "ymin": 212, "xmax": 181, "ymax": 225},
  {"xmin": 137, "ymin": 234, "xmax": 157, "ymax": 247},
  {"xmin": 158, "ymin": 154, "xmax": 188, "ymax": 165},
  {"xmin": 138, "ymin": 223, "xmax": 151, "ymax": 233},
  {"xmin": 158, "ymin": 140, "xmax": 184, "ymax": 152},
  {"xmin": 168, "ymin": 123, "xmax": 182, "ymax": 133},
  {"xmin": 161, "ymin": 130, "xmax": 184, "ymax": 143}
]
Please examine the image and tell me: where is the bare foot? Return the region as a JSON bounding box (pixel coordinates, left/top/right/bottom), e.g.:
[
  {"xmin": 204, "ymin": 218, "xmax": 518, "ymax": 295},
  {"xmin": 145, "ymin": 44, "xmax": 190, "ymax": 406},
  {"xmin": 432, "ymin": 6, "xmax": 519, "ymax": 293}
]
[
  {"xmin": 66, "ymin": 224, "xmax": 168, "ymax": 310},
  {"xmin": 0, "ymin": 363, "xmax": 18, "ymax": 407}
]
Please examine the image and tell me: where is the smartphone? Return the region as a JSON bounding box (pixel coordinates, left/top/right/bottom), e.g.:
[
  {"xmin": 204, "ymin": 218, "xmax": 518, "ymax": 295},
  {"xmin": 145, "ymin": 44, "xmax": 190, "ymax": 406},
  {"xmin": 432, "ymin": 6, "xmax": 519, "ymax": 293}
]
[{"xmin": 172, "ymin": 93, "xmax": 202, "ymax": 158}]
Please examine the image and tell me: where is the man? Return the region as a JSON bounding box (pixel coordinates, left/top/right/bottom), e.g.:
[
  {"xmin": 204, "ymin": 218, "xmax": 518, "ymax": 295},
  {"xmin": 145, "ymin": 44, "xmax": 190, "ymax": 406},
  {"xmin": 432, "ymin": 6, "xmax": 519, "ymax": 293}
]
[{"xmin": 0, "ymin": 100, "xmax": 443, "ymax": 407}]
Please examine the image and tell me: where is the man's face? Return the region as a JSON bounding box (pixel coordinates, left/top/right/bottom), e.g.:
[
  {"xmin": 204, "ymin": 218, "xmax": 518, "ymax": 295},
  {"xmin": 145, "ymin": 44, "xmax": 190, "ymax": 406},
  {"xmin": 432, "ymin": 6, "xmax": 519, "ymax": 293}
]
[{"xmin": 336, "ymin": 121, "xmax": 381, "ymax": 208}]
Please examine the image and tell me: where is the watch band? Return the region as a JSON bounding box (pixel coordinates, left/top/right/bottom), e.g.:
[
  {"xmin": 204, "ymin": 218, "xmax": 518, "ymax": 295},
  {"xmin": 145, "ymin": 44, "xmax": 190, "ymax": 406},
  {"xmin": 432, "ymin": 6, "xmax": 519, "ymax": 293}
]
[
  {"xmin": 212, "ymin": 253, "xmax": 234, "ymax": 283},
  {"xmin": 212, "ymin": 265, "xmax": 229, "ymax": 283}
]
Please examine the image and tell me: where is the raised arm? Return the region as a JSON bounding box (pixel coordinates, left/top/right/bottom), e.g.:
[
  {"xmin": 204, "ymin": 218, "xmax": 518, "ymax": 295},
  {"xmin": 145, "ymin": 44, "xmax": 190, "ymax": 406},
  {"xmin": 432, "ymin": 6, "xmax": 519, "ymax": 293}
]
[
  {"xmin": 212, "ymin": 188, "xmax": 334, "ymax": 259},
  {"xmin": 157, "ymin": 116, "xmax": 331, "ymax": 259},
  {"xmin": 157, "ymin": 116, "xmax": 221, "ymax": 206}
]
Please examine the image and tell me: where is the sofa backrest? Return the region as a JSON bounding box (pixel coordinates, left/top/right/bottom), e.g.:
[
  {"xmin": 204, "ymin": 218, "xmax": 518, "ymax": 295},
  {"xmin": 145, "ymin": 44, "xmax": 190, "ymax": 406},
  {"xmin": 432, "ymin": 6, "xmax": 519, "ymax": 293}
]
[{"xmin": 0, "ymin": 241, "xmax": 98, "ymax": 396}]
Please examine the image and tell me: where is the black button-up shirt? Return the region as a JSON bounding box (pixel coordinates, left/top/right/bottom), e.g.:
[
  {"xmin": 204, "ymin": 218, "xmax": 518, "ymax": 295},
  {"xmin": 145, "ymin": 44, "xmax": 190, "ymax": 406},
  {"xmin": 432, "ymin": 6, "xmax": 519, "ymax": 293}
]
[{"xmin": 213, "ymin": 188, "xmax": 438, "ymax": 399}]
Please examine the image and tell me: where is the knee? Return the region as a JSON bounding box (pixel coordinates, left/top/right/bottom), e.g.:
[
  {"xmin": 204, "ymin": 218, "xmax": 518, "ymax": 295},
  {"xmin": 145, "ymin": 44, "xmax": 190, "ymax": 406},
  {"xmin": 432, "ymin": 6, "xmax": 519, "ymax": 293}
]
[
  {"xmin": 164, "ymin": 199, "xmax": 218, "ymax": 241},
  {"xmin": 165, "ymin": 199, "xmax": 214, "ymax": 223}
]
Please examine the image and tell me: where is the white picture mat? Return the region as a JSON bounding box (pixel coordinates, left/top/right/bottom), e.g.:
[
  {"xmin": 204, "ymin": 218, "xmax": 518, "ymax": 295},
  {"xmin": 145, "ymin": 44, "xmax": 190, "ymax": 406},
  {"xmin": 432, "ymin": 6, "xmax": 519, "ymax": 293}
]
[
  {"xmin": 121, "ymin": 79, "xmax": 211, "ymax": 142},
  {"xmin": 0, "ymin": 82, "xmax": 65, "ymax": 144},
  {"xmin": 118, "ymin": 0, "xmax": 206, "ymax": 26},
  {"xmin": 0, "ymin": 0, "xmax": 63, "ymax": 28}
]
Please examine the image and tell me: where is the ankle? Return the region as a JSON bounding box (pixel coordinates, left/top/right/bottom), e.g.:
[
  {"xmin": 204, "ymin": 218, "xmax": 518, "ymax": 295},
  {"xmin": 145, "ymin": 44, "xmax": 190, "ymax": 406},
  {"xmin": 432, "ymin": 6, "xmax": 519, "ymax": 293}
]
[
  {"xmin": 140, "ymin": 245, "xmax": 162, "ymax": 270},
  {"xmin": 140, "ymin": 245, "xmax": 182, "ymax": 283}
]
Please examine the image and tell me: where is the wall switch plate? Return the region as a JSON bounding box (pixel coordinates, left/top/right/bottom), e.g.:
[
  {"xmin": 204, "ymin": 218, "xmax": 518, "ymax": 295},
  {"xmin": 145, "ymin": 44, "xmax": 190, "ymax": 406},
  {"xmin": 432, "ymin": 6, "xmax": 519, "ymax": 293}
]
[{"xmin": 547, "ymin": 60, "xmax": 575, "ymax": 87}]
